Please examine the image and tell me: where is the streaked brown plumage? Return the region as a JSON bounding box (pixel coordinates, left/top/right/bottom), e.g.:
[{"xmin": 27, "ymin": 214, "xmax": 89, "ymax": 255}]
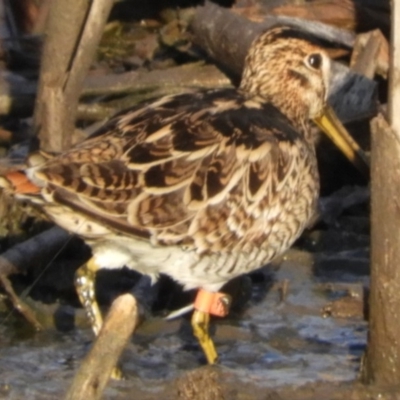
[{"xmin": 3, "ymin": 26, "xmax": 355, "ymax": 366}]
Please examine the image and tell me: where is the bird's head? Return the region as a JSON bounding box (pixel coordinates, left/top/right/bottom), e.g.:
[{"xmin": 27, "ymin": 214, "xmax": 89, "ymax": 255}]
[
  {"xmin": 239, "ymin": 26, "xmax": 369, "ymax": 175},
  {"xmin": 240, "ymin": 26, "xmax": 331, "ymax": 126}
]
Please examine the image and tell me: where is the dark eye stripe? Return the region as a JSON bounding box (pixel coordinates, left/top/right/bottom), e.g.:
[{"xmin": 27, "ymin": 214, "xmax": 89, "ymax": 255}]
[{"xmin": 308, "ymin": 53, "xmax": 322, "ymax": 69}]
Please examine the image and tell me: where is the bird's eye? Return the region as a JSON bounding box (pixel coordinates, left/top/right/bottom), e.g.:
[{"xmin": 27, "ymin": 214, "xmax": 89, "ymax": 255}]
[{"xmin": 307, "ymin": 53, "xmax": 322, "ymax": 70}]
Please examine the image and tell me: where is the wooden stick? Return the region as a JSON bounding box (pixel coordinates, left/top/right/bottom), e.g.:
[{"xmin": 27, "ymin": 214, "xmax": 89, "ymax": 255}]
[{"xmin": 65, "ymin": 293, "xmax": 139, "ymax": 400}]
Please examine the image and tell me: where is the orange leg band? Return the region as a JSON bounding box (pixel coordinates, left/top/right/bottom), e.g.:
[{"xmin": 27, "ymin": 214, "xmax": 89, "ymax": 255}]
[
  {"xmin": 5, "ymin": 171, "xmax": 40, "ymax": 194},
  {"xmin": 193, "ymin": 289, "xmax": 232, "ymax": 317}
]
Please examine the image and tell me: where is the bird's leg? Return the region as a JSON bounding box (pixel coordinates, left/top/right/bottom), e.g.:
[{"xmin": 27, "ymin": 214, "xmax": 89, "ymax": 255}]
[
  {"xmin": 75, "ymin": 257, "xmax": 123, "ymax": 379},
  {"xmin": 192, "ymin": 310, "xmax": 218, "ymax": 364},
  {"xmin": 191, "ymin": 289, "xmax": 232, "ymax": 364},
  {"xmin": 75, "ymin": 257, "xmax": 103, "ymax": 335}
]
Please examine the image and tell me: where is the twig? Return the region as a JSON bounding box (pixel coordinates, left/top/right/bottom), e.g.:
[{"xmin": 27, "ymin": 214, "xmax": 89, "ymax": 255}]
[
  {"xmin": 0, "ymin": 226, "xmax": 78, "ymax": 327},
  {"xmin": 0, "ymin": 261, "xmax": 42, "ymax": 330}
]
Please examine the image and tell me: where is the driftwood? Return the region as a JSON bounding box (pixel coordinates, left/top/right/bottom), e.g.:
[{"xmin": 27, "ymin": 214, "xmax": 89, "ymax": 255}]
[
  {"xmin": 190, "ymin": 3, "xmax": 378, "ymax": 124},
  {"xmin": 65, "ymin": 293, "xmax": 139, "ymax": 400}
]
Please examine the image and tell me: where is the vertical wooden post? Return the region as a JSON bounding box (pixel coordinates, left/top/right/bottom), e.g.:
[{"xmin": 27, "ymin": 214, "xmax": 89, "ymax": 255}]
[
  {"xmin": 388, "ymin": 0, "xmax": 400, "ymax": 139},
  {"xmin": 33, "ymin": 0, "xmax": 89, "ymax": 152},
  {"xmin": 33, "ymin": 0, "xmax": 114, "ymax": 153},
  {"xmin": 362, "ymin": 0, "xmax": 400, "ymax": 384}
]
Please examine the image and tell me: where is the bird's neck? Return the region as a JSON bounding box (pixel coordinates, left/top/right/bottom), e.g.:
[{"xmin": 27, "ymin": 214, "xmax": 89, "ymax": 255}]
[
  {"xmin": 241, "ymin": 91, "xmax": 315, "ymax": 144},
  {"xmin": 265, "ymin": 96, "xmax": 312, "ymax": 140},
  {"xmin": 290, "ymin": 116, "xmax": 314, "ymax": 144}
]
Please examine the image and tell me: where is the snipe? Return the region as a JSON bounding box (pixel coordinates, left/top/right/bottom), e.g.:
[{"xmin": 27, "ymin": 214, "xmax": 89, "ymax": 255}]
[{"xmin": 2, "ymin": 26, "xmax": 365, "ymax": 368}]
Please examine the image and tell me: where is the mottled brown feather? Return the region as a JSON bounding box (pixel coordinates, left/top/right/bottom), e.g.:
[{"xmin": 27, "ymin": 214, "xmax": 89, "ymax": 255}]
[{"xmin": 34, "ymin": 90, "xmax": 310, "ymax": 245}]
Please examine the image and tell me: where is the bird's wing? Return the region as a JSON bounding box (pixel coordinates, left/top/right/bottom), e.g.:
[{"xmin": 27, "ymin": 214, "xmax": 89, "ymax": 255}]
[{"xmin": 35, "ymin": 89, "xmax": 305, "ymax": 246}]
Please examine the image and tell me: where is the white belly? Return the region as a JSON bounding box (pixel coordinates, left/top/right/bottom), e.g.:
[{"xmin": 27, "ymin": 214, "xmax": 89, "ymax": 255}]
[{"xmin": 87, "ymin": 234, "xmax": 272, "ymax": 292}]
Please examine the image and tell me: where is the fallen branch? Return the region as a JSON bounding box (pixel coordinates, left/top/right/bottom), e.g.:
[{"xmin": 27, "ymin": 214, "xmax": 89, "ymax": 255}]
[
  {"xmin": 82, "ymin": 63, "xmax": 230, "ymax": 98},
  {"xmin": 65, "ymin": 293, "xmax": 139, "ymax": 400}
]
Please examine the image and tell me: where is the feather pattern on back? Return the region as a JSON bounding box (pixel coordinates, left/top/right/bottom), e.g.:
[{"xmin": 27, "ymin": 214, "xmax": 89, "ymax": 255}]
[{"xmin": 32, "ymin": 89, "xmax": 318, "ymax": 259}]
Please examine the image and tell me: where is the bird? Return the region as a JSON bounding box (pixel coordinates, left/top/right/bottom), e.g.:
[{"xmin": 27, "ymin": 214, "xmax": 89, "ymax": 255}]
[{"xmin": 1, "ymin": 25, "xmax": 363, "ymax": 368}]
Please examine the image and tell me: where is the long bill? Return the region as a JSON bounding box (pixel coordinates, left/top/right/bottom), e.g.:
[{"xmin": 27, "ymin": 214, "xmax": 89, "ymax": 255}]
[{"xmin": 313, "ymin": 105, "xmax": 370, "ymax": 178}]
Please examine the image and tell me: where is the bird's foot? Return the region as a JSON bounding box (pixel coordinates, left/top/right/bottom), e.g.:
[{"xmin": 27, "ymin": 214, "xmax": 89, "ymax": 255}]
[
  {"xmin": 75, "ymin": 258, "xmax": 103, "ymax": 336},
  {"xmin": 111, "ymin": 366, "xmax": 125, "ymax": 380}
]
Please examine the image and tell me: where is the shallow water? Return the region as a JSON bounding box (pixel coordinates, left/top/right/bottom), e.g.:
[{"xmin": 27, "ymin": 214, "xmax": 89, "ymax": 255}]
[{"xmin": 0, "ymin": 249, "xmax": 367, "ymax": 399}]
